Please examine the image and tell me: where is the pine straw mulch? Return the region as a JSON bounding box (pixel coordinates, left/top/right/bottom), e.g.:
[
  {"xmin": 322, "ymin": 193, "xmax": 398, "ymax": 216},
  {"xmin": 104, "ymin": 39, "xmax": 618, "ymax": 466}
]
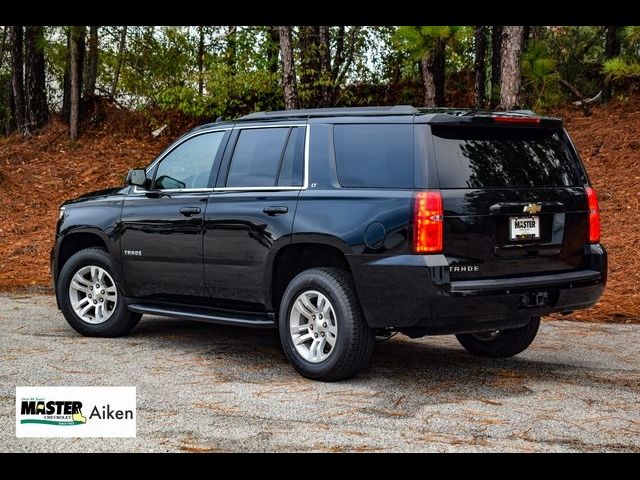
[
  {"xmin": 0, "ymin": 100, "xmax": 638, "ymax": 323},
  {"xmin": 547, "ymin": 100, "xmax": 640, "ymax": 323},
  {"xmin": 0, "ymin": 117, "xmax": 172, "ymax": 293}
]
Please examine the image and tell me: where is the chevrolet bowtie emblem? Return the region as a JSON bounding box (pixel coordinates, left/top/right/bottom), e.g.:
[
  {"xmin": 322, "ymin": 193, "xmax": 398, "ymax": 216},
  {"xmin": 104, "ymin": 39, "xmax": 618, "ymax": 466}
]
[{"xmin": 523, "ymin": 203, "xmax": 542, "ymax": 214}]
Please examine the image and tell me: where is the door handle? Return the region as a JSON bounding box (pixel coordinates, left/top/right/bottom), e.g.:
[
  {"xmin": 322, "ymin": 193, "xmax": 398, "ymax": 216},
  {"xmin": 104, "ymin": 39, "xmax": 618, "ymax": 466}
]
[
  {"xmin": 263, "ymin": 206, "xmax": 288, "ymax": 216},
  {"xmin": 179, "ymin": 207, "xmax": 201, "ymax": 217}
]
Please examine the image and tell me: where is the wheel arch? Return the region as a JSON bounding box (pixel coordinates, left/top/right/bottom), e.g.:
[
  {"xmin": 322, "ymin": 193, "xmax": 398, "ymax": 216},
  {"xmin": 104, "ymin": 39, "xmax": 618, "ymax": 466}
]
[
  {"xmin": 54, "ymin": 228, "xmax": 119, "ymax": 285},
  {"xmin": 266, "ymin": 240, "xmax": 352, "ymax": 317}
]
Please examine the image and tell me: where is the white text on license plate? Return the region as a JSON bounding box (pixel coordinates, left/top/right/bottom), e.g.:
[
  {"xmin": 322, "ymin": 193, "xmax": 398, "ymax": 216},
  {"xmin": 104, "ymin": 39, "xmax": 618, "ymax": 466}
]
[{"xmin": 510, "ymin": 216, "xmax": 540, "ymax": 240}]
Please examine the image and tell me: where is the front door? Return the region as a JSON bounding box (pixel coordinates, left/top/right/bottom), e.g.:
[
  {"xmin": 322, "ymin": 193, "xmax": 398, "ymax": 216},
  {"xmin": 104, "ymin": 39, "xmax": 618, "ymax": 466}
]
[
  {"xmin": 204, "ymin": 124, "xmax": 306, "ymax": 311},
  {"xmin": 120, "ymin": 130, "xmax": 229, "ymax": 301}
]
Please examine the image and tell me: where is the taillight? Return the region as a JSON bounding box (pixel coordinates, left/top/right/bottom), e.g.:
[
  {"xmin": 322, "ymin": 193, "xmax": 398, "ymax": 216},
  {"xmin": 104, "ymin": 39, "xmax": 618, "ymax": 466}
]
[
  {"xmin": 413, "ymin": 191, "xmax": 443, "ymax": 253},
  {"xmin": 586, "ymin": 186, "xmax": 600, "ymax": 243}
]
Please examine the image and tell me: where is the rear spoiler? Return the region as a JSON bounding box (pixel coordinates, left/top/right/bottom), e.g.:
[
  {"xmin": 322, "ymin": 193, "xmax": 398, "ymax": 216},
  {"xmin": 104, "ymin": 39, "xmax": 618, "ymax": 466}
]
[{"xmin": 426, "ymin": 113, "xmax": 563, "ymax": 128}]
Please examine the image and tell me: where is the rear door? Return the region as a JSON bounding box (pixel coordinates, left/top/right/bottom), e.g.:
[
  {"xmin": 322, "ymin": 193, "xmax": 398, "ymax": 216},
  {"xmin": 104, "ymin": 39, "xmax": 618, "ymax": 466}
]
[
  {"xmin": 428, "ymin": 123, "xmax": 590, "ymax": 280},
  {"xmin": 203, "ymin": 124, "xmax": 305, "ymax": 311}
]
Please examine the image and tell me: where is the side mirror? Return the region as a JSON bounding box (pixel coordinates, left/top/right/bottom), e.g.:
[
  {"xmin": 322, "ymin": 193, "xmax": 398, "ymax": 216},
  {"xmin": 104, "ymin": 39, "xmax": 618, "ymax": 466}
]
[{"xmin": 126, "ymin": 168, "xmax": 148, "ymax": 188}]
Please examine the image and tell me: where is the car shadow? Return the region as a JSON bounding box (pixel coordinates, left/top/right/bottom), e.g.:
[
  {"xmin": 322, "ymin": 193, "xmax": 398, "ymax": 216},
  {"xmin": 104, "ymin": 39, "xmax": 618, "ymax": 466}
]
[{"xmin": 123, "ymin": 316, "xmax": 636, "ymax": 410}]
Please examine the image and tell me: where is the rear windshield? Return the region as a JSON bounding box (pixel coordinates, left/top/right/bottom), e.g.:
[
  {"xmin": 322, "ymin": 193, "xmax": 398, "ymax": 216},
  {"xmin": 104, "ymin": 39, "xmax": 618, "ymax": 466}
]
[{"xmin": 431, "ymin": 126, "xmax": 583, "ymax": 188}]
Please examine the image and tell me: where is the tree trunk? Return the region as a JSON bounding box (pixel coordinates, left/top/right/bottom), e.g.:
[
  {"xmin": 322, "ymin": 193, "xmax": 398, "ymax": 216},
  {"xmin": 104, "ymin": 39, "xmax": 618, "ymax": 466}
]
[
  {"xmin": 266, "ymin": 26, "xmax": 280, "ymax": 74},
  {"xmin": 197, "ymin": 26, "xmax": 205, "ymax": 97},
  {"xmin": 63, "ymin": 26, "xmax": 84, "ymax": 124},
  {"xmin": 523, "ymin": 26, "xmax": 531, "ymax": 50},
  {"xmin": 62, "ymin": 29, "xmax": 71, "ymax": 123},
  {"xmin": 490, "ymin": 26, "xmax": 503, "ymax": 109},
  {"xmin": 499, "ymin": 26, "xmax": 524, "ymax": 110},
  {"xmin": 10, "ymin": 26, "xmax": 26, "ymax": 134},
  {"xmin": 433, "ymin": 41, "xmax": 446, "ymax": 107},
  {"xmin": 474, "ymin": 26, "xmax": 487, "ymax": 108},
  {"xmin": 530, "ymin": 26, "xmax": 544, "ymax": 42},
  {"xmin": 84, "ymin": 26, "xmax": 98, "ymax": 97},
  {"xmin": 5, "ymin": 77, "xmax": 16, "ymax": 135},
  {"xmin": 69, "ymin": 26, "xmax": 84, "ymax": 140},
  {"xmin": 602, "ymin": 26, "xmax": 621, "ymax": 103},
  {"xmin": 420, "ymin": 52, "xmax": 436, "ymax": 107},
  {"xmin": 332, "ymin": 26, "xmax": 345, "ymax": 81},
  {"xmin": 110, "ymin": 26, "xmax": 127, "ymax": 97},
  {"xmin": 0, "ymin": 27, "xmax": 7, "ymax": 68},
  {"xmin": 278, "ymin": 26, "xmax": 298, "ymax": 110},
  {"xmin": 24, "ymin": 26, "xmax": 48, "ymax": 131}
]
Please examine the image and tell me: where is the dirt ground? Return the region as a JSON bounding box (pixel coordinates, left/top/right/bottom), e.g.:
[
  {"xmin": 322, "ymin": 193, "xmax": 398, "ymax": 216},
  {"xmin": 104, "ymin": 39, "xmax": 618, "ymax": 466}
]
[
  {"xmin": 1, "ymin": 294, "xmax": 639, "ymax": 452},
  {"xmin": 0, "ymin": 100, "xmax": 638, "ymax": 322}
]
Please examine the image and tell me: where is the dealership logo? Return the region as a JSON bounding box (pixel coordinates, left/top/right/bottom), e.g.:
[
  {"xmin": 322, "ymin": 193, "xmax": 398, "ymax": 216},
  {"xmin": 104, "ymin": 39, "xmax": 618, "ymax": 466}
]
[
  {"xmin": 20, "ymin": 399, "xmax": 87, "ymax": 426},
  {"xmin": 16, "ymin": 387, "xmax": 136, "ymax": 438}
]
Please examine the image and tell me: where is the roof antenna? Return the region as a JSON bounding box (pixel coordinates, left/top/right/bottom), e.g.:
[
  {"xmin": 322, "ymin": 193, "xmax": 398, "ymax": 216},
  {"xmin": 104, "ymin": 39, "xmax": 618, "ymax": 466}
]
[{"xmin": 215, "ymin": 116, "xmax": 223, "ymax": 123}]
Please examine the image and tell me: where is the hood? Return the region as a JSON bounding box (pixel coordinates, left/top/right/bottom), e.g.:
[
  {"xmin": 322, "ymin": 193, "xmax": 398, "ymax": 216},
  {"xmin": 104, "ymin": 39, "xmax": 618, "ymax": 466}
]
[{"xmin": 63, "ymin": 186, "xmax": 130, "ymax": 206}]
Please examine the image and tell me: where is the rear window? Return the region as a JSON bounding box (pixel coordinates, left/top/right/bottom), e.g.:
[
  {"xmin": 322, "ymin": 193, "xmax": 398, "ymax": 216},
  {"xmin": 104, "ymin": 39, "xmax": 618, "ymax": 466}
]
[
  {"xmin": 432, "ymin": 126, "xmax": 582, "ymax": 188},
  {"xmin": 334, "ymin": 124, "xmax": 414, "ymax": 188}
]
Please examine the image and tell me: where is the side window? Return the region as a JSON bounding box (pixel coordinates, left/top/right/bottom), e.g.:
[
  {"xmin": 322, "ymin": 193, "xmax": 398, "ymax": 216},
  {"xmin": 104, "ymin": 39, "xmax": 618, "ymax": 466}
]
[
  {"xmin": 154, "ymin": 131, "xmax": 225, "ymax": 190},
  {"xmin": 277, "ymin": 127, "xmax": 305, "ymax": 186},
  {"xmin": 226, "ymin": 127, "xmax": 303, "ymax": 188},
  {"xmin": 333, "ymin": 124, "xmax": 414, "ymax": 189}
]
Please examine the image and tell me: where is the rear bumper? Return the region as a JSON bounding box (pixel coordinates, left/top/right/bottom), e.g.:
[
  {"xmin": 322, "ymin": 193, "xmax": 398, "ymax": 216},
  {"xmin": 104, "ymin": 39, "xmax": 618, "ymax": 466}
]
[{"xmin": 348, "ymin": 244, "xmax": 607, "ymax": 334}]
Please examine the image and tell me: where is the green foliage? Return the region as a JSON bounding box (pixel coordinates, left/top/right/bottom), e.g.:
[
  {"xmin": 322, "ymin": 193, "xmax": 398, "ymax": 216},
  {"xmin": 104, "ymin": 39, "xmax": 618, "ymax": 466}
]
[
  {"xmin": 521, "ymin": 41, "xmax": 562, "ymax": 110},
  {"xmin": 603, "ymin": 27, "xmax": 640, "ymax": 82},
  {"xmin": 623, "ymin": 25, "xmax": 640, "ymax": 47},
  {"xmin": 446, "ymin": 26, "xmax": 474, "ymax": 74},
  {"xmin": 393, "ymin": 26, "xmax": 461, "ymax": 60},
  {"xmin": 603, "ymin": 57, "xmax": 640, "ymax": 80},
  {"xmin": 100, "ymin": 26, "xmax": 281, "ymax": 118},
  {"xmin": 4, "ymin": 24, "xmax": 640, "ymax": 127},
  {"xmin": 545, "ymin": 26, "xmax": 605, "ymax": 97}
]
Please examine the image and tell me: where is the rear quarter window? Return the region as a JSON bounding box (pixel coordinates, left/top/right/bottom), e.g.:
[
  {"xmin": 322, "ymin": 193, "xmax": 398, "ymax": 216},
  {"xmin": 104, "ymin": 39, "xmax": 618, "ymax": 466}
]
[
  {"xmin": 333, "ymin": 124, "xmax": 414, "ymax": 189},
  {"xmin": 431, "ymin": 126, "xmax": 583, "ymax": 188}
]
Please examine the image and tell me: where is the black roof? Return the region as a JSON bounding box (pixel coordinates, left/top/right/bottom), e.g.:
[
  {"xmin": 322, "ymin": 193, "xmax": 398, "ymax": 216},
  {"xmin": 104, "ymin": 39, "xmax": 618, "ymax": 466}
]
[{"xmin": 192, "ymin": 106, "xmax": 552, "ymax": 131}]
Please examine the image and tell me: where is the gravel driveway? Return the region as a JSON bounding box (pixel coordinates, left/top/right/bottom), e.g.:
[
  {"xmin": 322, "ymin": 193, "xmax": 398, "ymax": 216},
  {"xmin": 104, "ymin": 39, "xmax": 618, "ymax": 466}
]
[{"xmin": 1, "ymin": 293, "xmax": 639, "ymax": 452}]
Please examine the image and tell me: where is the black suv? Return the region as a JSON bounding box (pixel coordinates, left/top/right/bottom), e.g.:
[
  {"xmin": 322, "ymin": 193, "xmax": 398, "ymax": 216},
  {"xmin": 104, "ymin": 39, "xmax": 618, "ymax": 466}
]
[{"xmin": 52, "ymin": 106, "xmax": 607, "ymax": 381}]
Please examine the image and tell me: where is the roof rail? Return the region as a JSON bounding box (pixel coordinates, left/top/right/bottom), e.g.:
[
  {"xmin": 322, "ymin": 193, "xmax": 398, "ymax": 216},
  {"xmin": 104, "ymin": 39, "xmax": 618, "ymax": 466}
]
[{"xmin": 238, "ymin": 105, "xmax": 418, "ymax": 121}]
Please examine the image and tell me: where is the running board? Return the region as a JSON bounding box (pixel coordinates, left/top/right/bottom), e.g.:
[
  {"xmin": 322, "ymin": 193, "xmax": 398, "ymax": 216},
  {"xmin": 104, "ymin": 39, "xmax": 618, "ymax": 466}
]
[{"xmin": 127, "ymin": 303, "xmax": 276, "ymax": 328}]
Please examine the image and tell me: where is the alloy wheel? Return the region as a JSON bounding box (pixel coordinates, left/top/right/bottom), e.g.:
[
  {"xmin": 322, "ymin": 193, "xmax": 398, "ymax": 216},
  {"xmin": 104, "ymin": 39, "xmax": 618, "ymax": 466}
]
[
  {"xmin": 68, "ymin": 265, "xmax": 118, "ymax": 324},
  {"xmin": 289, "ymin": 290, "xmax": 338, "ymax": 363}
]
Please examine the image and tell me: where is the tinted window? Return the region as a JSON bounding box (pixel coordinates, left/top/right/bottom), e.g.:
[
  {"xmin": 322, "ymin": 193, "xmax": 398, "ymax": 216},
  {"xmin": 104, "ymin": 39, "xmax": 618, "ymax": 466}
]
[
  {"xmin": 154, "ymin": 132, "xmax": 225, "ymax": 190},
  {"xmin": 226, "ymin": 128, "xmax": 289, "ymax": 187},
  {"xmin": 432, "ymin": 126, "xmax": 582, "ymax": 188},
  {"xmin": 334, "ymin": 124, "xmax": 414, "ymax": 188},
  {"xmin": 277, "ymin": 127, "xmax": 305, "ymax": 186}
]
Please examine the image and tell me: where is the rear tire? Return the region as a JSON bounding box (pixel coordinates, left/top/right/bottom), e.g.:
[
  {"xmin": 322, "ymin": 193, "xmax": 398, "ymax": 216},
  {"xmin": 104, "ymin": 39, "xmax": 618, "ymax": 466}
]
[
  {"xmin": 57, "ymin": 247, "xmax": 141, "ymax": 337},
  {"xmin": 278, "ymin": 267, "xmax": 375, "ymax": 381},
  {"xmin": 455, "ymin": 317, "xmax": 540, "ymax": 358}
]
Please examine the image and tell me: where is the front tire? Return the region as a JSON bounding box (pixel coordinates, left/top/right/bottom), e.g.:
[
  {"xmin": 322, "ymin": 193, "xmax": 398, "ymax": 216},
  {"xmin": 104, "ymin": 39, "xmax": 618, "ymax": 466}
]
[
  {"xmin": 455, "ymin": 317, "xmax": 540, "ymax": 358},
  {"xmin": 278, "ymin": 268, "xmax": 375, "ymax": 381},
  {"xmin": 57, "ymin": 247, "xmax": 141, "ymax": 337}
]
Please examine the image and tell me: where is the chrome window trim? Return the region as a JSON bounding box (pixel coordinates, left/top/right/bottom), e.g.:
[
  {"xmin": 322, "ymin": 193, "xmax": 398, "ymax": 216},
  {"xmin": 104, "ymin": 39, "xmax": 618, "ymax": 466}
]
[{"xmin": 132, "ymin": 123, "xmax": 309, "ymax": 195}]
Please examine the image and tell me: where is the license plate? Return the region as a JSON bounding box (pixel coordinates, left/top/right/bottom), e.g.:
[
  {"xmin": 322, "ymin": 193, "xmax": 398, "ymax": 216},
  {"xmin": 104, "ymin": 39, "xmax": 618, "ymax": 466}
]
[{"xmin": 510, "ymin": 216, "xmax": 540, "ymax": 241}]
